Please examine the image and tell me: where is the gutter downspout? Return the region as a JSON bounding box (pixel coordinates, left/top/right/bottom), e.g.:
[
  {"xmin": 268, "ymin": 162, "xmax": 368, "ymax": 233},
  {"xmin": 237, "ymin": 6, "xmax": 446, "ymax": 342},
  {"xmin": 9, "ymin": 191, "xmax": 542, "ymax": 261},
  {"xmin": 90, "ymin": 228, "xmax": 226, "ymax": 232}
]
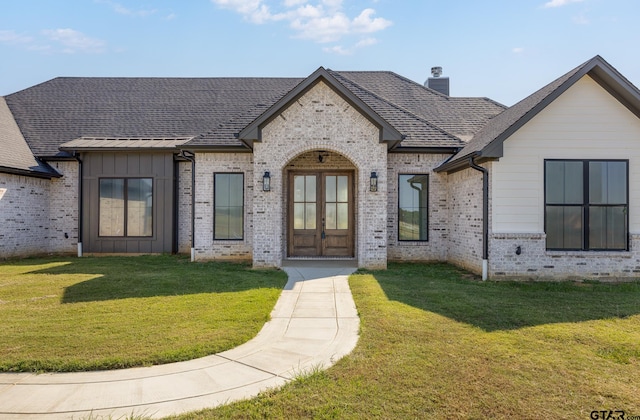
[
  {"xmin": 73, "ymin": 152, "xmax": 83, "ymax": 257},
  {"xmin": 469, "ymin": 155, "xmax": 488, "ymax": 281},
  {"xmin": 181, "ymin": 150, "xmax": 196, "ymax": 262}
]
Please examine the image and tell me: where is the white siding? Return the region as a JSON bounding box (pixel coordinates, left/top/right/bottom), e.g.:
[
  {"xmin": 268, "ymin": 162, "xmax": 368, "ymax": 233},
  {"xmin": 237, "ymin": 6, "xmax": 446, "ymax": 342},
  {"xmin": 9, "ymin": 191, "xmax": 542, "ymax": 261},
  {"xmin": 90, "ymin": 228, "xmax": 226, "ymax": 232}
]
[{"xmin": 491, "ymin": 75, "xmax": 640, "ymax": 234}]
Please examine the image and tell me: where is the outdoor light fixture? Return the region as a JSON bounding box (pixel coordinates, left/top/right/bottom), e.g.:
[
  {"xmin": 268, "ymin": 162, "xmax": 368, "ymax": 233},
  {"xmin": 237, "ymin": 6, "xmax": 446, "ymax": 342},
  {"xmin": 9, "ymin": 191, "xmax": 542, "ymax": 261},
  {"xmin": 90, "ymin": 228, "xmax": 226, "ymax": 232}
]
[
  {"xmin": 370, "ymin": 171, "xmax": 378, "ymax": 192},
  {"xmin": 263, "ymin": 171, "xmax": 271, "ymax": 192}
]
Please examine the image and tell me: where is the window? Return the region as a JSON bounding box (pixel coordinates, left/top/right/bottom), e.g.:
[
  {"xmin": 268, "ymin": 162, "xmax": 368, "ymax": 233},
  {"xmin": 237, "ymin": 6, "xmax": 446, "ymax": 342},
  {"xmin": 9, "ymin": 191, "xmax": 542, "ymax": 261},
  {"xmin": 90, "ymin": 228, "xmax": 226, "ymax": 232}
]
[
  {"xmin": 398, "ymin": 174, "xmax": 429, "ymax": 241},
  {"xmin": 293, "ymin": 175, "xmax": 317, "ymax": 230},
  {"xmin": 545, "ymin": 160, "xmax": 628, "ymax": 250},
  {"xmin": 214, "ymin": 173, "xmax": 244, "ymax": 240},
  {"xmin": 99, "ymin": 178, "xmax": 153, "ymax": 237},
  {"xmin": 325, "ymin": 175, "xmax": 349, "ymax": 230}
]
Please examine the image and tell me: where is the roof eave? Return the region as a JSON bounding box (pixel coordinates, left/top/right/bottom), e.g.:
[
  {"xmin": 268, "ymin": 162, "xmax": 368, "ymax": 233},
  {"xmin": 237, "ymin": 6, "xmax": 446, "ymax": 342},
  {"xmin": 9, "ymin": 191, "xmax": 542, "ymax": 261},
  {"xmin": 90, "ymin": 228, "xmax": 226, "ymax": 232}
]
[
  {"xmin": 588, "ymin": 64, "xmax": 640, "ymax": 119},
  {"xmin": 390, "ymin": 146, "xmax": 461, "ymax": 154},
  {"xmin": 435, "ymin": 151, "xmax": 481, "ymax": 173},
  {"xmin": 176, "ymin": 144, "xmax": 253, "ymax": 153},
  {"xmin": 0, "ymin": 165, "xmax": 61, "ymax": 179},
  {"xmin": 59, "ymin": 146, "xmax": 183, "ymax": 152}
]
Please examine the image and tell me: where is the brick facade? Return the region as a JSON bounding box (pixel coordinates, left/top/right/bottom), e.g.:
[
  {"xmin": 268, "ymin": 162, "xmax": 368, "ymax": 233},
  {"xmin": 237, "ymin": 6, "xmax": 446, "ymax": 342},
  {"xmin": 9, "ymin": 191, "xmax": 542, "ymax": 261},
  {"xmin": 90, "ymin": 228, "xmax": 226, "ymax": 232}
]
[
  {"xmin": 446, "ymin": 164, "xmax": 487, "ymax": 274},
  {"xmin": 48, "ymin": 161, "xmax": 79, "ymax": 254},
  {"xmin": 177, "ymin": 161, "xmax": 193, "ymax": 254},
  {"xmin": 195, "ymin": 153, "xmax": 254, "ymax": 260},
  {"xmin": 252, "ymin": 81, "xmax": 387, "ymax": 269},
  {"xmin": 0, "ymin": 162, "xmax": 78, "ymax": 258},
  {"xmin": 192, "ymin": 152, "xmax": 254, "ymax": 261},
  {"xmin": 0, "ymin": 173, "xmax": 51, "ymax": 257},
  {"xmin": 489, "ymin": 233, "xmax": 640, "ymax": 280},
  {"xmin": 386, "ymin": 153, "xmax": 449, "ymax": 261}
]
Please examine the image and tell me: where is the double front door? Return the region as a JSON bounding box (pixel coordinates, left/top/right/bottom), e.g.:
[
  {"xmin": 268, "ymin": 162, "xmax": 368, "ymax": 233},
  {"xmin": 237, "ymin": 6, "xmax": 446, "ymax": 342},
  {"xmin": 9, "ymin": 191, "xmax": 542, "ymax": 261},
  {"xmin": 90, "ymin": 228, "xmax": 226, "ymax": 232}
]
[{"xmin": 288, "ymin": 171, "xmax": 354, "ymax": 257}]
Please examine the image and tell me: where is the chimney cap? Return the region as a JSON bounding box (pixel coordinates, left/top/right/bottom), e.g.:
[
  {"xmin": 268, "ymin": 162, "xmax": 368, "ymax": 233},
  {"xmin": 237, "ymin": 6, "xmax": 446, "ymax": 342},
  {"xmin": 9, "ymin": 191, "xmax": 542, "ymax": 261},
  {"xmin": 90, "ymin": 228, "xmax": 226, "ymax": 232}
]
[{"xmin": 431, "ymin": 66, "xmax": 443, "ymax": 77}]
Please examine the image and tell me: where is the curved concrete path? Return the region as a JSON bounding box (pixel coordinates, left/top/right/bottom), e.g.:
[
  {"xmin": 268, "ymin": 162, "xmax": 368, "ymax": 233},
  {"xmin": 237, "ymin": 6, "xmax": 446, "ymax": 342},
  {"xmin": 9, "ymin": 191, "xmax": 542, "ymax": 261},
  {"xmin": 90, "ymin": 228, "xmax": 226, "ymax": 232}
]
[{"xmin": 0, "ymin": 262, "xmax": 359, "ymax": 419}]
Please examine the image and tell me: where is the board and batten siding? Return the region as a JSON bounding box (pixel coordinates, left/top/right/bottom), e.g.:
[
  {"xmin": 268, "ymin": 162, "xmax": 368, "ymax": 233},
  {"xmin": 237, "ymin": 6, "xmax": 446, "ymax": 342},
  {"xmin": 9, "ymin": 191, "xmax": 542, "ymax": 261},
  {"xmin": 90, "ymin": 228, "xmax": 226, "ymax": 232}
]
[
  {"xmin": 492, "ymin": 75, "xmax": 640, "ymax": 234},
  {"xmin": 82, "ymin": 152, "xmax": 175, "ymax": 254}
]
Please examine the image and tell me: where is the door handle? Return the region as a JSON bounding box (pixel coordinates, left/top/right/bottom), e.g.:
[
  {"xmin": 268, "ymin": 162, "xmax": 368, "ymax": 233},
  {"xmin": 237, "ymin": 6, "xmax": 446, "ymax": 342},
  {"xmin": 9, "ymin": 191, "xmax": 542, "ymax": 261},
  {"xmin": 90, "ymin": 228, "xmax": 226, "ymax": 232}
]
[{"xmin": 321, "ymin": 218, "xmax": 326, "ymax": 239}]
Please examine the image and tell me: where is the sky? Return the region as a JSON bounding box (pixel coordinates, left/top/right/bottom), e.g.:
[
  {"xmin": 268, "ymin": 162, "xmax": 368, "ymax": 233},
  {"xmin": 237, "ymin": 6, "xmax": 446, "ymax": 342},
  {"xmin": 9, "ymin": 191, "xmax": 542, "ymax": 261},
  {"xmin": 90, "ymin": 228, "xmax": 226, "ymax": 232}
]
[{"xmin": 1, "ymin": 0, "xmax": 639, "ymax": 106}]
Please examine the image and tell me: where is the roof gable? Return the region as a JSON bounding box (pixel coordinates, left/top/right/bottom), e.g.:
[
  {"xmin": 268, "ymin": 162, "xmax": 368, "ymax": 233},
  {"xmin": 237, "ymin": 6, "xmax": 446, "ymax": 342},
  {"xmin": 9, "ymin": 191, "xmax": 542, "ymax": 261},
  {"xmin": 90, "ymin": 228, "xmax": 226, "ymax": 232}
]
[
  {"xmin": 437, "ymin": 55, "xmax": 640, "ymax": 172},
  {"xmin": 237, "ymin": 67, "xmax": 404, "ymax": 148},
  {"xmin": 0, "ymin": 97, "xmax": 59, "ymax": 178}
]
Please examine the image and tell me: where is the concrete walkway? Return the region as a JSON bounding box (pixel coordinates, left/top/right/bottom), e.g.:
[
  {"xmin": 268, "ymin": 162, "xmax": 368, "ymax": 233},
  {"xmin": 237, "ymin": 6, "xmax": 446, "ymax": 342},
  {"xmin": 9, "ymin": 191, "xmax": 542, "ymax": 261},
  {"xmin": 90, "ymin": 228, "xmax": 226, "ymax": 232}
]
[{"xmin": 0, "ymin": 263, "xmax": 359, "ymax": 419}]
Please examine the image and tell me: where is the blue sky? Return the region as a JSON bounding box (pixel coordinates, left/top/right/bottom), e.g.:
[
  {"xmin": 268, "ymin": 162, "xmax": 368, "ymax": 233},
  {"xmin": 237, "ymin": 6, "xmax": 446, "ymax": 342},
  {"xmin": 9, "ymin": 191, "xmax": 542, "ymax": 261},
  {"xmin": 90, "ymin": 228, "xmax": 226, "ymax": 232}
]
[{"xmin": 1, "ymin": 0, "xmax": 638, "ymax": 105}]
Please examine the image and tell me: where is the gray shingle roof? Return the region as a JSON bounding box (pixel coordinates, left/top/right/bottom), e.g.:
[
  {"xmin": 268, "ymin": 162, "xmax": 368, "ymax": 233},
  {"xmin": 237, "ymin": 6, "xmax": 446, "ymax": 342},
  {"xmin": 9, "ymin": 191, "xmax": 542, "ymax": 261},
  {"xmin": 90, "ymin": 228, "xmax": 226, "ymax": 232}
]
[
  {"xmin": 0, "ymin": 97, "xmax": 59, "ymax": 178},
  {"xmin": 330, "ymin": 71, "xmax": 506, "ymax": 141},
  {"xmin": 330, "ymin": 71, "xmax": 465, "ymax": 149},
  {"xmin": 5, "ymin": 77, "xmax": 301, "ymax": 157},
  {"xmin": 4, "ymin": 70, "xmax": 506, "ymax": 158}
]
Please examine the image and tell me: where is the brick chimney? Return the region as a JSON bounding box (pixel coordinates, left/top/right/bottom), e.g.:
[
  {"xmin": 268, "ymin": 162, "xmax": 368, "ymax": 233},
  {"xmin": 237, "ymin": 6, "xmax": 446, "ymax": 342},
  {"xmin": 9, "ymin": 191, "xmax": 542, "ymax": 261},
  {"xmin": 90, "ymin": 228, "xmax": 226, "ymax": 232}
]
[{"xmin": 424, "ymin": 66, "xmax": 449, "ymax": 96}]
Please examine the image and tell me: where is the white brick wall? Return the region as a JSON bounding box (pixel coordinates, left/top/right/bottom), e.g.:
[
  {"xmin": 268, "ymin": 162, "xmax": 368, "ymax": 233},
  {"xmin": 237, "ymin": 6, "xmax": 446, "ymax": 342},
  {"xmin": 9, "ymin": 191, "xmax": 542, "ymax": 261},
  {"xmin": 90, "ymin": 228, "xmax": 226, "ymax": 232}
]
[
  {"xmin": 0, "ymin": 162, "xmax": 79, "ymax": 258},
  {"xmin": 193, "ymin": 152, "xmax": 253, "ymax": 261},
  {"xmin": 48, "ymin": 161, "xmax": 78, "ymax": 254},
  {"xmin": 0, "ymin": 173, "xmax": 51, "ymax": 257},
  {"xmin": 489, "ymin": 234, "xmax": 640, "ymax": 280},
  {"xmin": 253, "ymin": 81, "xmax": 388, "ymax": 269},
  {"xmin": 446, "ymin": 164, "xmax": 487, "ymax": 274},
  {"xmin": 387, "ymin": 153, "xmax": 449, "ymax": 261},
  {"xmin": 177, "ymin": 161, "xmax": 192, "ymax": 254}
]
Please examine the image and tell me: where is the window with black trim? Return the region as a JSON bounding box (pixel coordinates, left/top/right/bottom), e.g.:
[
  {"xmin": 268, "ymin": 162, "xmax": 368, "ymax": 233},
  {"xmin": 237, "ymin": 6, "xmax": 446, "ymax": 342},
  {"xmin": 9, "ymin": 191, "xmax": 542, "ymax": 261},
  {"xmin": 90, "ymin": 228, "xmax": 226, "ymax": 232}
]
[
  {"xmin": 398, "ymin": 174, "xmax": 429, "ymax": 241},
  {"xmin": 545, "ymin": 160, "xmax": 628, "ymax": 250},
  {"xmin": 99, "ymin": 178, "xmax": 153, "ymax": 237},
  {"xmin": 214, "ymin": 173, "xmax": 244, "ymax": 240}
]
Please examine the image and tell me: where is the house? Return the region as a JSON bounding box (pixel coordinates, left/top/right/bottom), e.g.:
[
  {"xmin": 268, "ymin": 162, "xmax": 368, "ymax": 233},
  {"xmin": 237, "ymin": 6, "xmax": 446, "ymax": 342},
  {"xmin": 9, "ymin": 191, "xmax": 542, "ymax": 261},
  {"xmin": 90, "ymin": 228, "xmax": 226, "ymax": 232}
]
[{"xmin": 2, "ymin": 55, "xmax": 640, "ymax": 280}]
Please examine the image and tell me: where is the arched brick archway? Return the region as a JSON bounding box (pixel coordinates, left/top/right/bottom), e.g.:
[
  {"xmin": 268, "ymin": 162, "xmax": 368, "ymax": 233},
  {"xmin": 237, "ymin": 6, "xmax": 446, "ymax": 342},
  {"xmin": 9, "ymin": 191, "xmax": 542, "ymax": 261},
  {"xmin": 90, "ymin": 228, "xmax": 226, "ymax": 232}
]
[{"xmin": 283, "ymin": 150, "xmax": 358, "ymax": 259}]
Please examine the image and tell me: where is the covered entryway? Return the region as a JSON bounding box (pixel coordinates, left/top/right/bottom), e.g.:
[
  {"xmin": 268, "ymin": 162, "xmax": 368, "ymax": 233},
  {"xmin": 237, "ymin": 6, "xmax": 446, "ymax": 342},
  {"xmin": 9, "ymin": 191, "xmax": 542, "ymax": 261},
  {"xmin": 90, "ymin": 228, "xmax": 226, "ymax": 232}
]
[{"xmin": 288, "ymin": 170, "xmax": 354, "ymax": 257}]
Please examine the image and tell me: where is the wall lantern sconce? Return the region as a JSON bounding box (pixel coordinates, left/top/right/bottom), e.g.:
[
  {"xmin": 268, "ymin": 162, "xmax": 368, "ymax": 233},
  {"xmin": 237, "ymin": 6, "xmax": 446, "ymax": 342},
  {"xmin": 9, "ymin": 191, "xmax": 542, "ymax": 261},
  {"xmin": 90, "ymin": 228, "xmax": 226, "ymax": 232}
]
[
  {"xmin": 263, "ymin": 171, "xmax": 271, "ymax": 192},
  {"xmin": 370, "ymin": 171, "xmax": 378, "ymax": 192}
]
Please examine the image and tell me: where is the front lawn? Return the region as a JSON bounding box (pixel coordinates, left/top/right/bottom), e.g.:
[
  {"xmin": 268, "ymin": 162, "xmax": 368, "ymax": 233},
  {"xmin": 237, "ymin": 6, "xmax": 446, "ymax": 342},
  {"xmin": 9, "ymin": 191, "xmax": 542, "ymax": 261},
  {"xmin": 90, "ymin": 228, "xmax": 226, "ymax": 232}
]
[
  {"xmin": 0, "ymin": 255, "xmax": 287, "ymax": 372},
  {"xmin": 177, "ymin": 263, "xmax": 640, "ymax": 419}
]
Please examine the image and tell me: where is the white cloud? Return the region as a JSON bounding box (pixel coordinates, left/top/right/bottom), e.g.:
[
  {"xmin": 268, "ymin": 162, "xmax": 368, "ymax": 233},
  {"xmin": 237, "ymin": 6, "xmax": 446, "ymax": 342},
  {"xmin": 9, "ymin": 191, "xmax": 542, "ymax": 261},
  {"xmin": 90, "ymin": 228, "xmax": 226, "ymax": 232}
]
[
  {"xmin": 572, "ymin": 13, "xmax": 590, "ymax": 24},
  {"xmin": 42, "ymin": 29, "xmax": 106, "ymax": 54},
  {"xmin": 284, "ymin": 0, "xmax": 307, "ymax": 6},
  {"xmin": 512, "ymin": 47, "xmax": 524, "ymax": 54},
  {"xmin": 291, "ymin": 12, "xmax": 351, "ymax": 42},
  {"xmin": 355, "ymin": 37, "xmax": 377, "ymax": 48},
  {"xmin": 321, "ymin": 0, "xmax": 342, "ymax": 11},
  {"xmin": 212, "ymin": 0, "xmax": 264, "ymax": 15},
  {"xmin": 543, "ymin": 0, "xmax": 585, "ymax": 8},
  {"xmin": 352, "ymin": 9, "xmax": 391, "ymax": 33},
  {"xmin": 210, "ymin": 0, "xmax": 391, "ymax": 48},
  {"xmin": 322, "ymin": 36, "xmax": 379, "ymax": 56},
  {"xmin": 0, "ymin": 30, "xmax": 33, "ymax": 45},
  {"xmin": 0, "ymin": 28, "xmax": 106, "ymax": 54},
  {"xmin": 96, "ymin": 0, "xmax": 157, "ymax": 17},
  {"xmin": 323, "ymin": 45, "xmax": 351, "ymax": 55}
]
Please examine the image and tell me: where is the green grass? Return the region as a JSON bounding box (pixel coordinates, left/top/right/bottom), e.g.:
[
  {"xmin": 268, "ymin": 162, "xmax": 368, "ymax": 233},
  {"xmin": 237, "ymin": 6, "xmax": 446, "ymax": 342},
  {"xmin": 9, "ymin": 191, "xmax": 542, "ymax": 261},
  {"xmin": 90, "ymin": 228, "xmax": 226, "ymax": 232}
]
[
  {"xmin": 171, "ymin": 263, "xmax": 640, "ymax": 419},
  {"xmin": 0, "ymin": 255, "xmax": 287, "ymax": 372}
]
